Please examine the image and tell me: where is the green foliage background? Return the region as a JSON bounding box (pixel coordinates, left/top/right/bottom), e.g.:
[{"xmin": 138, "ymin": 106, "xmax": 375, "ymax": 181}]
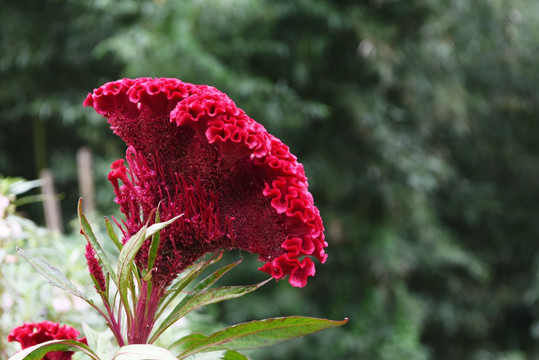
[{"xmin": 1, "ymin": 0, "xmax": 539, "ymax": 359}]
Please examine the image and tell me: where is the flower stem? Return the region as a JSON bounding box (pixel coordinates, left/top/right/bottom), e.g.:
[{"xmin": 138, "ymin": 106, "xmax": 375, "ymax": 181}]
[
  {"xmin": 129, "ymin": 281, "xmax": 163, "ymax": 344},
  {"xmin": 103, "ymin": 299, "xmax": 125, "ymax": 346}
]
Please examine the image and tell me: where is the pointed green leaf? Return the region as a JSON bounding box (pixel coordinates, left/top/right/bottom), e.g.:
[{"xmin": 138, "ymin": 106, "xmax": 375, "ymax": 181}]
[
  {"xmin": 105, "ymin": 217, "xmax": 123, "ymax": 251},
  {"xmin": 190, "ymin": 259, "xmax": 243, "ymax": 294},
  {"xmin": 146, "ymin": 210, "xmax": 167, "ymax": 274},
  {"xmin": 170, "ymin": 333, "xmax": 208, "ymax": 352},
  {"xmin": 81, "ymin": 322, "xmax": 118, "ymax": 359},
  {"xmin": 113, "ymin": 344, "xmax": 177, "ymax": 360},
  {"xmin": 146, "ymin": 214, "xmax": 183, "ymax": 238},
  {"xmin": 166, "ymin": 252, "xmax": 224, "ymax": 296},
  {"xmin": 81, "ymin": 323, "xmax": 100, "ymax": 354},
  {"xmin": 12, "ymin": 194, "xmax": 46, "ymax": 207},
  {"xmin": 178, "ymin": 316, "xmax": 348, "ymax": 358},
  {"xmin": 170, "ymin": 259, "xmax": 244, "ymax": 315},
  {"xmin": 8, "ymin": 339, "xmax": 100, "ymax": 360},
  {"xmin": 179, "ymin": 279, "xmax": 271, "ymax": 316},
  {"xmin": 151, "ymin": 260, "xmax": 245, "ymax": 342},
  {"xmin": 166, "ymin": 262, "xmax": 207, "ymax": 294},
  {"xmin": 117, "ymin": 214, "xmax": 183, "ymax": 287},
  {"xmin": 222, "ymin": 350, "xmax": 250, "ymax": 360},
  {"xmin": 78, "ymin": 199, "xmax": 116, "ymax": 281},
  {"xmin": 150, "ymin": 254, "xmax": 224, "ymax": 343},
  {"xmin": 166, "ymin": 279, "xmax": 271, "ymax": 330},
  {"xmin": 16, "ymin": 247, "xmax": 85, "ymax": 299},
  {"xmin": 116, "ymin": 214, "xmax": 182, "ymax": 315},
  {"xmin": 9, "ymin": 178, "xmax": 42, "ymax": 196},
  {"xmin": 117, "ymin": 224, "xmax": 148, "ymax": 288},
  {"xmin": 116, "ymin": 223, "xmax": 147, "ymax": 318}
]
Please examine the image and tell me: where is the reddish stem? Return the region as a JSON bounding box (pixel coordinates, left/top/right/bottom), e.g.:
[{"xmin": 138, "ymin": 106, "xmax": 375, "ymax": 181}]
[
  {"xmin": 129, "ymin": 281, "xmax": 163, "ymax": 344},
  {"xmin": 103, "ymin": 299, "xmax": 125, "ymax": 346}
]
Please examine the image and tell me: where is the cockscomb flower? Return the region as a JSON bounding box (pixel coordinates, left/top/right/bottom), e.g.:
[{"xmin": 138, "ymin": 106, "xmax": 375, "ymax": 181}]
[
  {"xmin": 83, "ymin": 78, "xmax": 327, "ymax": 288},
  {"xmin": 8, "ymin": 321, "xmax": 87, "ymax": 360}
]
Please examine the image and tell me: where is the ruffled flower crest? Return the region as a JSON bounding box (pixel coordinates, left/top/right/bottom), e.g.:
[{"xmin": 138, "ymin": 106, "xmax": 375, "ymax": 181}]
[{"xmin": 84, "ymin": 78, "xmax": 327, "ymax": 288}]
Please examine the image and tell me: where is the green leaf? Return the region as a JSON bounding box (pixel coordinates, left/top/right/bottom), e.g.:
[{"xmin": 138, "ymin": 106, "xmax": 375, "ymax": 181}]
[
  {"xmin": 170, "ymin": 333, "xmax": 208, "ymax": 352},
  {"xmin": 113, "ymin": 344, "xmax": 177, "ymax": 360},
  {"xmin": 81, "ymin": 322, "xmax": 116, "ymax": 360},
  {"xmin": 8, "ymin": 339, "xmax": 100, "ymax": 360},
  {"xmin": 146, "ymin": 214, "xmax": 183, "ymax": 238},
  {"xmin": 105, "ymin": 217, "xmax": 123, "ymax": 251},
  {"xmin": 170, "ymin": 259, "xmax": 244, "ymax": 315},
  {"xmin": 81, "ymin": 323, "xmax": 100, "ymax": 353},
  {"xmin": 172, "ymin": 335, "xmax": 248, "ymax": 360},
  {"xmin": 151, "ymin": 260, "xmax": 246, "ymax": 342},
  {"xmin": 78, "ymin": 199, "xmax": 116, "ymax": 281},
  {"xmin": 222, "ymin": 350, "xmax": 250, "ymax": 360},
  {"xmin": 16, "ymin": 246, "xmax": 86, "ymax": 299},
  {"xmin": 116, "ymin": 223, "xmax": 148, "ymax": 319},
  {"xmin": 179, "ymin": 279, "xmax": 271, "ymax": 317},
  {"xmin": 189, "ymin": 259, "xmax": 243, "ymax": 294},
  {"xmin": 177, "ymin": 316, "xmax": 349, "ymax": 358},
  {"xmin": 166, "ymin": 252, "xmax": 225, "ymax": 297},
  {"xmin": 116, "ymin": 214, "xmax": 183, "ymax": 318},
  {"xmin": 117, "ymin": 213, "xmax": 183, "ymax": 287},
  {"xmin": 165, "ymin": 279, "xmax": 271, "ymax": 330},
  {"xmin": 146, "ymin": 210, "xmax": 166, "ymax": 275},
  {"xmin": 150, "ymin": 254, "xmax": 225, "ymax": 343},
  {"xmin": 117, "ymin": 224, "xmax": 148, "ymax": 289},
  {"xmin": 8, "ymin": 178, "xmax": 42, "ymax": 196}
]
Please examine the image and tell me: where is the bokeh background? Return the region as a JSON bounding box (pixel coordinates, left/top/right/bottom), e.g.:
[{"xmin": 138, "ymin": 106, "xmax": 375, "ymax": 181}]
[{"xmin": 2, "ymin": 0, "xmax": 539, "ymax": 359}]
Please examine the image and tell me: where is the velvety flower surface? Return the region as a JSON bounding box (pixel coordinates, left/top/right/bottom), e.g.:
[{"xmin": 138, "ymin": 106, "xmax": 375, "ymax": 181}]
[
  {"xmin": 84, "ymin": 78, "xmax": 327, "ymax": 287},
  {"xmin": 7, "ymin": 321, "xmax": 87, "ymax": 360}
]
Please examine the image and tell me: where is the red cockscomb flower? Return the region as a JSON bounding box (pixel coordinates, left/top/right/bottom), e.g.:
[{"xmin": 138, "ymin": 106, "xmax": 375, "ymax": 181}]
[
  {"xmin": 83, "ymin": 78, "xmax": 327, "ymax": 288},
  {"xmin": 8, "ymin": 321, "xmax": 87, "ymax": 360}
]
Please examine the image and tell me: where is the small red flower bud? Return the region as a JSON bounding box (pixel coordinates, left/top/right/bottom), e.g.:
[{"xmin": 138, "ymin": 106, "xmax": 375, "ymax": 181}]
[{"xmin": 84, "ymin": 242, "xmax": 106, "ymax": 292}]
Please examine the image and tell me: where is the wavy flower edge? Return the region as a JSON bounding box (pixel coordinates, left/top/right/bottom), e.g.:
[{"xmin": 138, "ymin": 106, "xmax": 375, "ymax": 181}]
[{"xmin": 84, "ymin": 77, "xmax": 327, "ymax": 287}]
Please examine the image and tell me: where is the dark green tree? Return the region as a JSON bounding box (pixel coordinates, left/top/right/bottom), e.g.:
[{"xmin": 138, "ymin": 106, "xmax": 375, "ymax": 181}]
[
  {"xmin": 2, "ymin": 0, "xmax": 539, "ymax": 359},
  {"xmin": 0, "ymin": 0, "xmax": 128, "ymax": 221}
]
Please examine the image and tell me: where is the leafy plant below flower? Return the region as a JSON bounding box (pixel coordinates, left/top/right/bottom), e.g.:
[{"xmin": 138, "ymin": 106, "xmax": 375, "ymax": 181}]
[{"xmin": 14, "ymin": 204, "xmax": 347, "ymax": 359}]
